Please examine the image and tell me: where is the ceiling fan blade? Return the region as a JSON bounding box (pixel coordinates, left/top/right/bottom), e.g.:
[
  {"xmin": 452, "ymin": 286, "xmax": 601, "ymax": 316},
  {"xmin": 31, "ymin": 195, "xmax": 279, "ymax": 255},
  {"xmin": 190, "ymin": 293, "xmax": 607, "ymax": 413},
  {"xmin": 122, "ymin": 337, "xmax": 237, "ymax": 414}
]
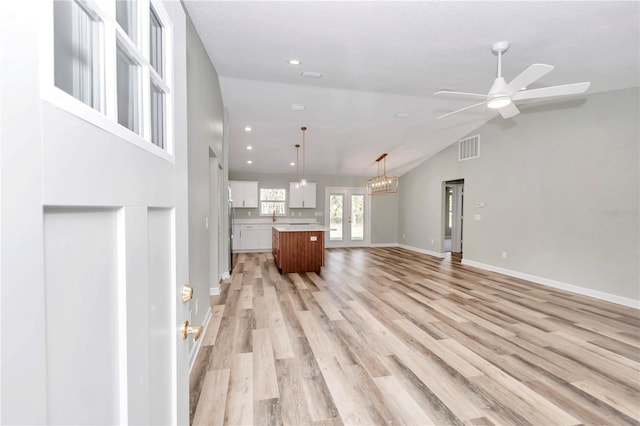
[
  {"xmin": 503, "ymin": 64, "xmax": 554, "ymax": 95},
  {"xmin": 499, "ymin": 102, "xmax": 520, "ymax": 119},
  {"xmin": 512, "ymin": 82, "xmax": 591, "ymax": 101},
  {"xmin": 434, "ymin": 90, "xmax": 488, "ymax": 99},
  {"xmin": 436, "ymin": 101, "xmax": 486, "ymax": 119}
]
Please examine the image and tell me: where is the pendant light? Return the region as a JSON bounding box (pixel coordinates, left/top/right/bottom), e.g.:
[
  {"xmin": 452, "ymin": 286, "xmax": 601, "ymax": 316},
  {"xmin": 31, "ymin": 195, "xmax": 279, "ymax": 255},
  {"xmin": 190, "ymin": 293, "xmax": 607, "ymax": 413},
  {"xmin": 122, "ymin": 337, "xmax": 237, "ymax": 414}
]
[
  {"xmin": 300, "ymin": 126, "xmax": 307, "ymax": 186},
  {"xmin": 366, "ymin": 153, "xmax": 399, "ymax": 195},
  {"xmin": 294, "ymin": 143, "xmax": 301, "ymax": 189}
]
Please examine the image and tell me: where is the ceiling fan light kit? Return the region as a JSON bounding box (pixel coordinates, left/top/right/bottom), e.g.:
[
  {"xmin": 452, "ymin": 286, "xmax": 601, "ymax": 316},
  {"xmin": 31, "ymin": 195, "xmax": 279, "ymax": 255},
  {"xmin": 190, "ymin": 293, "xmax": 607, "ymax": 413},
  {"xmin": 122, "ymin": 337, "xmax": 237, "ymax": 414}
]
[
  {"xmin": 487, "ymin": 96, "xmax": 512, "ymax": 109},
  {"xmin": 435, "ymin": 41, "xmax": 591, "ymax": 119}
]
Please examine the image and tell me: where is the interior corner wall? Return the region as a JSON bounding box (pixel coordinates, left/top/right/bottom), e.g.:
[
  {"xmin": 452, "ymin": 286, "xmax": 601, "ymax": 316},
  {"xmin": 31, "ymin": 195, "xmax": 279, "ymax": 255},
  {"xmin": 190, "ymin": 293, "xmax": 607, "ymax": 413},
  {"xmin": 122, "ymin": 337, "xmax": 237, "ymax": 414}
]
[
  {"xmin": 185, "ymin": 13, "xmax": 225, "ymax": 328},
  {"xmin": 398, "ymin": 88, "xmax": 640, "ymax": 303}
]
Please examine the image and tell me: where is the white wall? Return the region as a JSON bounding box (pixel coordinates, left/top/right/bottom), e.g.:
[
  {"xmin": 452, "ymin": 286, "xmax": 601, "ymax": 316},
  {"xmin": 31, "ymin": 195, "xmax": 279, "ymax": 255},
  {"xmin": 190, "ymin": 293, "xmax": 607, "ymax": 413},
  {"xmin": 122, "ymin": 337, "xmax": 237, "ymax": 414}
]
[
  {"xmin": 399, "ymin": 88, "xmax": 639, "ymax": 304},
  {"xmin": 185, "ymin": 14, "xmax": 226, "ymax": 327}
]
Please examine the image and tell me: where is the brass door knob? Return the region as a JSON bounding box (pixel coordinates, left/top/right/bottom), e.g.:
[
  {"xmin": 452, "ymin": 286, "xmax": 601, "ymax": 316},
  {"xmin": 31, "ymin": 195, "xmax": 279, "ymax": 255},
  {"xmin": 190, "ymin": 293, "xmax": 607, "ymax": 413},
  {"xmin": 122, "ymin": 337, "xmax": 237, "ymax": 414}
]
[
  {"xmin": 182, "ymin": 284, "xmax": 193, "ymax": 302},
  {"xmin": 182, "ymin": 321, "xmax": 203, "ymax": 342}
]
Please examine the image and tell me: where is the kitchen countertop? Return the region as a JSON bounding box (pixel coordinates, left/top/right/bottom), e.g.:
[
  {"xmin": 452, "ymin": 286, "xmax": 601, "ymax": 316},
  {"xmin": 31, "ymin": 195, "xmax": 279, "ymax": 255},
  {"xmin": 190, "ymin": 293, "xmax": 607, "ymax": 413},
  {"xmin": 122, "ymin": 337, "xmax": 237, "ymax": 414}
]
[
  {"xmin": 272, "ymin": 225, "xmax": 330, "ymax": 232},
  {"xmin": 233, "ymin": 218, "xmax": 319, "ymax": 225}
]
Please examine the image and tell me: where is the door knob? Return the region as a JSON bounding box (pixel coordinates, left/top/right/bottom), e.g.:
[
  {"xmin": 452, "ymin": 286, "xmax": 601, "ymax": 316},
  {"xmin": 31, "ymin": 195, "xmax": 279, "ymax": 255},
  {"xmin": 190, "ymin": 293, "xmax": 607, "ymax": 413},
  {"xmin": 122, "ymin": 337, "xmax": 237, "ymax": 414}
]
[
  {"xmin": 182, "ymin": 321, "xmax": 203, "ymax": 342},
  {"xmin": 182, "ymin": 284, "xmax": 193, "ymax": 302}
]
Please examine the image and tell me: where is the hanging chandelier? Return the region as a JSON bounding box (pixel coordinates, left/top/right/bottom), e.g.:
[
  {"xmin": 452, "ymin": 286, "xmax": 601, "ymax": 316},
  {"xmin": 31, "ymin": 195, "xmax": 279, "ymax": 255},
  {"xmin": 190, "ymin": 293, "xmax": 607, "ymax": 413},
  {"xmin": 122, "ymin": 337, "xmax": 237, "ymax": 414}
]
[{"xmin": 366, "ymin": 153, "xmax": 399, "ymax": 195}]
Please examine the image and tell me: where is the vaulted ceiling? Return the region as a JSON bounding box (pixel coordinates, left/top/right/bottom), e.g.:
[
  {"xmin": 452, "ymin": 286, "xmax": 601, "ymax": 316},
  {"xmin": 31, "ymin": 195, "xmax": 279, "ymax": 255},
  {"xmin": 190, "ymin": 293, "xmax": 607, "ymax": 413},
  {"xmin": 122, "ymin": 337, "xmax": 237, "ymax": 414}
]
[{"xmin": 183, "ymin": 1, "xmax": 640, "ymax": 177}]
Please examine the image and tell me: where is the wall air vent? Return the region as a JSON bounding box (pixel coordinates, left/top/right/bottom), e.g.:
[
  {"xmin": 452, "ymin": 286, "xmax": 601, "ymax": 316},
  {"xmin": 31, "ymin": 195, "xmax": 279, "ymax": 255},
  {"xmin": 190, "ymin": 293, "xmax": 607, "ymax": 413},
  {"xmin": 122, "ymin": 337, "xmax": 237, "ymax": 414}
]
[{"xmin": 458, "ymin": 135, "xmax": 480, "ymax": 161}]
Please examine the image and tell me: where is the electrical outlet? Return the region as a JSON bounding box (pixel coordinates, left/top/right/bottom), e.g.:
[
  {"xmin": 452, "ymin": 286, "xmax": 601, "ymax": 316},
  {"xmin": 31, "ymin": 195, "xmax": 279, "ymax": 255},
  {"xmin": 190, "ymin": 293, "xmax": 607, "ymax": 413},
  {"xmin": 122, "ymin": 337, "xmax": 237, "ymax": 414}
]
[
  {"xmin": 431, "ymin": 238, "xmax": 434, "ymax": 244},
  {"xmin": 502, "ymin": 251, "xmax": 507, "ymax": 259},
  {"xmin": 205, "ymin": 217, "xmax": 209, "ymax": 229},
  {"xmin": 402, "ymin": 234, "xmax": 406, "ymax": 239},
  {"xmin": 248, "ymin": 211, "xmax": 251, "ymax": 216}
]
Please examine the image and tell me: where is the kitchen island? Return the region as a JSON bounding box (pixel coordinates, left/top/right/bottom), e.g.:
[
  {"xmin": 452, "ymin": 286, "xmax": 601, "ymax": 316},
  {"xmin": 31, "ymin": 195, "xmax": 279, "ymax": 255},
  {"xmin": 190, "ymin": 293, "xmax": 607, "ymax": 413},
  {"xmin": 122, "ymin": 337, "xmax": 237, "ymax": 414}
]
[{"xmin": 272, "ymin": 225, "xmax": 329, "ymax": 273}]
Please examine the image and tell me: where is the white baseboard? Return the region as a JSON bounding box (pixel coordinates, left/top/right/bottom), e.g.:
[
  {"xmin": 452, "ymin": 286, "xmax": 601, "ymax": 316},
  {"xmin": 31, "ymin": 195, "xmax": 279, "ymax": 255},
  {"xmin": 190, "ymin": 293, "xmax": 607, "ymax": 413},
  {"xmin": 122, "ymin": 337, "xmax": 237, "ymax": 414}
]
[
  {"xmin": 188, "ymin": 306, "xmax": 212, "ymax": 375},
  {"xmin": 461, "ymin": 259, "xmax": 640, "ymax": 309},
  {"xmin": 369, "ymin": 243, "xmax": 400, "ymax": 248},
  {"xmin": 398, "ymin": 244, "xmax": 446, "ymax": 259}
]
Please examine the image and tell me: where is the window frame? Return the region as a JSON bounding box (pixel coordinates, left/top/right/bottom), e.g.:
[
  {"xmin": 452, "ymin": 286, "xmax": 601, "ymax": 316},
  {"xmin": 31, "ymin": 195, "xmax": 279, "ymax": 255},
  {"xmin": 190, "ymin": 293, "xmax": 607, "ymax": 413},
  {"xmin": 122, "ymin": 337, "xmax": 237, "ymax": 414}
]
[
  {"xmin": 259, "ymin": 188, "xmax": 287, "ymax": 217},
  {"xmin": 41, "ymin": 0, "xmax": 174, "ymax": 161}
]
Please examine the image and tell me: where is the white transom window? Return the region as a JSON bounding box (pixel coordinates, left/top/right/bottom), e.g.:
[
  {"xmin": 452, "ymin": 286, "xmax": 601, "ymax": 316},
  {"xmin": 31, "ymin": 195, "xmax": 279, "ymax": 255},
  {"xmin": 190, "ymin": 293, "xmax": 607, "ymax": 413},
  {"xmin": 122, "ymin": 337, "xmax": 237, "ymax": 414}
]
[{"xmin": 47, "ymin": 0, "xmax": 173, "ymax": 157}]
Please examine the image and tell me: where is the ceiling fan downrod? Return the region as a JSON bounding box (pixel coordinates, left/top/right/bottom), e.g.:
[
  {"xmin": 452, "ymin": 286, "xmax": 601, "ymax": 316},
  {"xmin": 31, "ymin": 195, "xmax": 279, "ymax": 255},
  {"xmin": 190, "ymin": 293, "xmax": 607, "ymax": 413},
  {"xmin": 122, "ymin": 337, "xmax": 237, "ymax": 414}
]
[{"xmin": 492, "ymin": 41, "xmax": 510, "ymax": 79}]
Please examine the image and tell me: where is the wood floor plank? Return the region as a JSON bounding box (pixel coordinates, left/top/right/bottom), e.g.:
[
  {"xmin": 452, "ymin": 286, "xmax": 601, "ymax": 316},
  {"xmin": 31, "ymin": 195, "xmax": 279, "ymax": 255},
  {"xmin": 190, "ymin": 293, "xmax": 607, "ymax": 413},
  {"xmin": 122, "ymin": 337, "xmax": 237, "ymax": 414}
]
[
  {"xmin": 373, "ymin": 374, "xmax": 436, "ymax": 425},
  {"xmin": 269, "ymin": 326, "xmax": 295, "ymax": 360},
  {"xmin": 252, "ymin": 328, "xmax": 280, "ymax": 401},
  {"xmin": 192, "ymin": 369, "xmax": 230, "ymax": 426},
  {"xmin": 237, "ymin": 282, "xmax": 253, "ymax": 311},
  {"xmin": 224, "ymin": 353, "xmax": 253, "ymax": 426},
  {"xmin": 201, "ymin": 304, "xmax": 225, "ymax": 347},
  {"xmin": 311, "ymin": 291, "xmax": 345, "ymax": 321},
  {"xmin": 192, "ymin": 248, "xmax": 640, "ymax": 426},
  {"xmin": 253, "ymin": 398, "xmax": 282, "ymax": 426},
  {"xmin": 274, "ymin": 358, "xmax": 313, "ymax": 426}
]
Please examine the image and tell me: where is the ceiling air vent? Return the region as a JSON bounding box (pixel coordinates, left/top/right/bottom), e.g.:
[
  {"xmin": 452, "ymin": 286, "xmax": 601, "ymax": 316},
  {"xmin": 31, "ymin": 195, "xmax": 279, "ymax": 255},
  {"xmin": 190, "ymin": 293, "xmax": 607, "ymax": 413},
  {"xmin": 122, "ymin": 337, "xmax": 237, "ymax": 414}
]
[{"xmin": 458, "ymin": 135, "xmax": 480, "ymax": 161}]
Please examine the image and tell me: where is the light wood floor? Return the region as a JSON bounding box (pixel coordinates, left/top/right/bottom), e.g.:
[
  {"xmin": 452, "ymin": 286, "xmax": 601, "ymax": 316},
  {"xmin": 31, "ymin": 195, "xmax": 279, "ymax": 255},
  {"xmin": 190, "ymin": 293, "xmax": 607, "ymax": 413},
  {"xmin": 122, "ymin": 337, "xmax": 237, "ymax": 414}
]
[{"xmin": 190, "ymin": 247, "xmax": 640, "ymax": 425}]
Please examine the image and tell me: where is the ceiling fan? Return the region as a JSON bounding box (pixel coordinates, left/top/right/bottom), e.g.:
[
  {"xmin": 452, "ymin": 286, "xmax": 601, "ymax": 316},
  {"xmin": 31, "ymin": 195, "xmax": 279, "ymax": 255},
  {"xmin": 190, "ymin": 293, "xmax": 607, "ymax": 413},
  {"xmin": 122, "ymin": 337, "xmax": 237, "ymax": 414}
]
[{"xmin": 435, "ymin": 41, "xmax": 591, "ymax": 119}]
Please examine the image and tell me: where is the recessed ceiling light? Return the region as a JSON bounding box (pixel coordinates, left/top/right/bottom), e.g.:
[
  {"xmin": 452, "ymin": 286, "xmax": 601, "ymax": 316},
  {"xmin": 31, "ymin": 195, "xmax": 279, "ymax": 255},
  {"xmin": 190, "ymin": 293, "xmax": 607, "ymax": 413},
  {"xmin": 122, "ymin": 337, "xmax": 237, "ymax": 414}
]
[
  {"xmin": 395, "ymin": 112, "xmax": 410, "ymax": 118},
  {"xmin": 244, "ymin": 126, "xmax": 252, "ymax": 132},
  {"xmin": 290, "ymin": 162, "xmax": 295, "ymax": 166},
  {"xmin": 301, "ymin": 71, "xmax": 323, "ymax": 79},
  {"xmin": 288, "ymin": 59, "xmax": 301, "ymax": 65},
  {"xmin": 246, "ymin": 145, "xmax": 253, "ymax": 150},
  {"xmin": 246, "ymin": 160, "xmax": 253, "ymax": 164},
  {"xmin": 291, "ymin": 104, "xmax": 305, "ymax": 111}
]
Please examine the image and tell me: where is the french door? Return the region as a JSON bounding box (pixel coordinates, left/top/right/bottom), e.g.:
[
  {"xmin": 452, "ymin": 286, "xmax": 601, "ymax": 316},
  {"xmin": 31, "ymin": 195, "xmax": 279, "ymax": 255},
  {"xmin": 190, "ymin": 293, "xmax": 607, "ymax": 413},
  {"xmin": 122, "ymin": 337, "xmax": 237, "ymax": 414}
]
[{"xmin": 325, "ymin": 187, "xmax": 369, "ymax": 247}]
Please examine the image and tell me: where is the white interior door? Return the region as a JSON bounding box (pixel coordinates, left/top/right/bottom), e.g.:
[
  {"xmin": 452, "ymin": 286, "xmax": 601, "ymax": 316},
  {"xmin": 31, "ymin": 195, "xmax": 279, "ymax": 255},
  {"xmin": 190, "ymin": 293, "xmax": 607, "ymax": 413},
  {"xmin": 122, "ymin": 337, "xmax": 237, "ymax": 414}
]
[
  {"xmin": 1, "ymin": 1, "xmax": 190, "ymax": 424},
  {"xmin": 325, "ymin": 187, "xmax": 368, "ymax": 248},
  {"xmin": 451, "ymin": 183, "xmax": 464, "ymax": 253}
]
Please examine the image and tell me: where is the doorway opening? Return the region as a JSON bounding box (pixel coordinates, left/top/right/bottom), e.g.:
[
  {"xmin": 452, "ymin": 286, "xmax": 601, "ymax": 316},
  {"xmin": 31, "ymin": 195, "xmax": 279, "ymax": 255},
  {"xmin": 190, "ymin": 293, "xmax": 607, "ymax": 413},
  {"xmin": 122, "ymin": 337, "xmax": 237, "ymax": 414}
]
[
  {"xmin": 444, "ymin": 179, "xmax": 464, "ymax": 261},
  {"xmin": 209, "ymin": 150, "xmax": 222, "ymax": 294}
]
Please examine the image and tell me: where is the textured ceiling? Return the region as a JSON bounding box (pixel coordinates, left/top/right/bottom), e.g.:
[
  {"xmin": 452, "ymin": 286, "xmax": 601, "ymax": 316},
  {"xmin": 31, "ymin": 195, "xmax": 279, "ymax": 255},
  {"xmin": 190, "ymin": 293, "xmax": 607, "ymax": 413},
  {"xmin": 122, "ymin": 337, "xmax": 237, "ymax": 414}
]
[{"xmin": 183, "ymin": 1, "xmax": 640, "ymax": 177}]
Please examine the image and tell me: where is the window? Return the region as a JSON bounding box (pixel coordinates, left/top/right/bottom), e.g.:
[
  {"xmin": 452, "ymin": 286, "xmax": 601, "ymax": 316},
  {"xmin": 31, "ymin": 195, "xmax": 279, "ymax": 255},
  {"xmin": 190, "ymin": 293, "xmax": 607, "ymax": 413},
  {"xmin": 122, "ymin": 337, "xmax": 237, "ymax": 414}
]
[
  {"xmin": 51, "ymin": 0, "xmax": 172, "ymax": 154},
  {"xmin": 149, "ymin": 5, "xmax": 167, "ymax": 148},
  {"xmin": 54, "ymin": 0, "xmax": 102, "ymax": 111},
  {"xmin": 116, "ymin": 44, "xmax": 140, "ymax": 134},
  {"xmin": 116, "ymin": 0, "xmax": 137, "ymax": 43},
  {"xmin": 150, "ymin": 82, "xmax": 165, "ymax": 148},
  {"xmin": 260, "ymin": 188, "xmax": 286, "ymax": 216},
  {"xmin": 149, "ymin": 6, "xmax": 163, "ymax": 77}
]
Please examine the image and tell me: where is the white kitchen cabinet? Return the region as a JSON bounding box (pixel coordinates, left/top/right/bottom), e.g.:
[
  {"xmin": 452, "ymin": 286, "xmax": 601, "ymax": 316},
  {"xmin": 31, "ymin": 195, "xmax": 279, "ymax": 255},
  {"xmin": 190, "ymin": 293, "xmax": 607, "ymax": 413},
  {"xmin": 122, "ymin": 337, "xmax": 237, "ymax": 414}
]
[
  {"xmin": 230, "ymin": 180, "xmax": 258, "ymax": 208},
  {"xmin": 289, "ymin": 182, "xmax": 317, "ymax": 208},
  {"xmin": 232, "ymin": 224, "xmax": 273, "ymax": 252}
]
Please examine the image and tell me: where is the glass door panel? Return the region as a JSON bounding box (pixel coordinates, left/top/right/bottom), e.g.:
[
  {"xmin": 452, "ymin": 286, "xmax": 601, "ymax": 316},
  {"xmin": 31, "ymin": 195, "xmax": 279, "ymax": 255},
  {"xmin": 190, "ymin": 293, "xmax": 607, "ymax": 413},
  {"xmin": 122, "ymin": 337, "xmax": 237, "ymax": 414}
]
[
  {"xmin": 350, "ymin": 195, "xmax": 364, "ymax": 241},
  {"xmin": 329, "ymin": 194, "xmax": 343, "ymax": 241}
]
